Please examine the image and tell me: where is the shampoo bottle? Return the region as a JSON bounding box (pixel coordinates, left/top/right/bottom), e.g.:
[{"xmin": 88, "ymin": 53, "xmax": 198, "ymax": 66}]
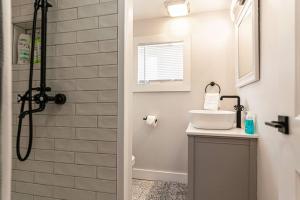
[
  {"xmin": 245, "ymin": 112, "xmax": 255, "ymax": 134},
  {"xmin": 34, "ymin": 31, "xmax": 41, "ymax": 64},
  {"xmin": 17, "ymin": 34, "xmax": 31, "ymax": 64}
]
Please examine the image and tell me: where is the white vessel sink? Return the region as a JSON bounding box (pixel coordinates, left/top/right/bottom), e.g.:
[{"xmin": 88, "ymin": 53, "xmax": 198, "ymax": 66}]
[{"xmin": 189, "ymin": 110, "xmax": 236, "ymax": 130}]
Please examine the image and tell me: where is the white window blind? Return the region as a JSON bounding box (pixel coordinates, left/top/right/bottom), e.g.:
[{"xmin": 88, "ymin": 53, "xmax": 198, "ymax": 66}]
[{"xmin": 137, "ymin": 42, "xmax": 184, "ymax": 84}]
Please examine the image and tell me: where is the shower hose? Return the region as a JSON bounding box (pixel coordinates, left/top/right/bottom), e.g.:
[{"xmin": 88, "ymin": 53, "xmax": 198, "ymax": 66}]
[
  {"xmin": 16, "ymin": 0, "xmax": 66, "ymax": 161},
  {"xmin": 16, "ymin": 0, "xmax": 39, "ymax": 162}
]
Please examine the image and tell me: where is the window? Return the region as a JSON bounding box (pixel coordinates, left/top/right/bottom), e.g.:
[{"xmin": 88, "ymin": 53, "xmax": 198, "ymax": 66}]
[
  {"xmin": 133, "ymin": 35, "xmax": 191, "ymax": 92},
  {"xmin": 137, "ymin": 42, "xmax": 184, "ymax": 84}
]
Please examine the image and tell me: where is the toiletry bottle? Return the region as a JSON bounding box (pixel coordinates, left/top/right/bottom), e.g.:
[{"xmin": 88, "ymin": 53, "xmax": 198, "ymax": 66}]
[
  {"xmin": 245, "ymin": 112, "xmax": 255, "ymax": 134},
  {"xmin": 34, "ymin": 31, "xmax": 41, "ymax": 64},
  {"xmin": 17, "ymin": 34, "xmax": 31, "ymax": 64}
]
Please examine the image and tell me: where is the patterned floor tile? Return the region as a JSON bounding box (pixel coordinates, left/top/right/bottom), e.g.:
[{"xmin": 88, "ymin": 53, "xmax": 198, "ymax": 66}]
[{"xmin": 132, "ymin": 179, "xmax": 187, "ymax": 200}]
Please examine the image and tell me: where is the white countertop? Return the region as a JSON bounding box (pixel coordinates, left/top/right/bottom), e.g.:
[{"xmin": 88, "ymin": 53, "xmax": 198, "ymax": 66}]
[{"xmin": 186, "ymin": 123, "xmax": 259, "ymax": 139}]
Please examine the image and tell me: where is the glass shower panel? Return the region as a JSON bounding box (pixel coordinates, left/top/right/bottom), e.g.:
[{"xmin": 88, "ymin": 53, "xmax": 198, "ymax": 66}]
[{"xmin": 0, "ymin": 0, "xmax": 13, "ymax": 199}]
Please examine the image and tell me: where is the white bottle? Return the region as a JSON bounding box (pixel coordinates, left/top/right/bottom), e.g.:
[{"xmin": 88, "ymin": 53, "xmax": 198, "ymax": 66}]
[{"xmin": 17, "ymin": 34, "xmax": 31, "ymax": 64}]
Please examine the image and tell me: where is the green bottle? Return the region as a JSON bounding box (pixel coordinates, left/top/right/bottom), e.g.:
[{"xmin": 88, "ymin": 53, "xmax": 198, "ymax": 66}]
[{"xmin": 34, "ymin": 35, "xmax": 41, "ymax": 64}]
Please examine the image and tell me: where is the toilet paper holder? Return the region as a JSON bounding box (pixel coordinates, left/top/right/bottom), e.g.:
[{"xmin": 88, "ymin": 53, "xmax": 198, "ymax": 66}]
[{"xmin": 143, "ymin": 116, "xmax": 158, "ymax": 123}]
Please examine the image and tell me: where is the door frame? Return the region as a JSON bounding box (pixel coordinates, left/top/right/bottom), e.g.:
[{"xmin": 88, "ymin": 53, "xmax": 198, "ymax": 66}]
[{"xmin": 118, "ymin": 0, "xmax": 133, "ymax": 199}]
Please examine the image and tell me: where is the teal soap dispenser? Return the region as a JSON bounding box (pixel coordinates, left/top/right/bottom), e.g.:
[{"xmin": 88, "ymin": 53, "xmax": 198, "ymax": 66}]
[{"xmin": 245, "ymin": 112, "xmax": 255, "ymax": 134}]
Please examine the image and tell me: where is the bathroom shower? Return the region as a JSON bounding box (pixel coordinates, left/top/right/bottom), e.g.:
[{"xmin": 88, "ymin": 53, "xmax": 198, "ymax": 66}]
[{"xmin": 16, "ymin": 0, "xmax": 66, "ymax": 161}]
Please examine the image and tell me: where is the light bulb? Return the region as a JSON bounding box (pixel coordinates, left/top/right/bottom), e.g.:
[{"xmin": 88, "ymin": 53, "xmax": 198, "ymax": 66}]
[{"xmin": 165, "ymin": 0, "xmax": 190, "ymax": 17}]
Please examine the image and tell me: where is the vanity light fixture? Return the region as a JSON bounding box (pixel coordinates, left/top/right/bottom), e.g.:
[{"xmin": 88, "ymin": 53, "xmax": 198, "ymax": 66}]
[{"xmin": 165, "ymin": 0, "xmax": 190, "ymax": 17}]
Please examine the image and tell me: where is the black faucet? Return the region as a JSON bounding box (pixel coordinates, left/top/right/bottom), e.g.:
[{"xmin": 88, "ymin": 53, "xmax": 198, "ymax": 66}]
[{"xmin": 220, "ymin": 96, "xmax": 244, "ymax": 128}]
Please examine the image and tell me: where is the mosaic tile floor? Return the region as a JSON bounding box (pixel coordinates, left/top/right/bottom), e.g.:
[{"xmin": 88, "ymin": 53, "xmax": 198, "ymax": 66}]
[{"xmin": 132, "ymin": 179, "xmax": 187, "ymax": 200}]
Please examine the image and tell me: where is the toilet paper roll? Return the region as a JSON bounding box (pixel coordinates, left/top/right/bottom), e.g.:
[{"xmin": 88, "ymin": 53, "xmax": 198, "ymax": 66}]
[{"xmin": 145, "ymin": 115, "xmax": 158, "ymax": 127}]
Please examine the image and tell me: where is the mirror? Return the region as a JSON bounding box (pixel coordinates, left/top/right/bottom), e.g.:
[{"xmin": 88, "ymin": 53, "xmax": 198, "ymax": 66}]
[{"xmin": 234, "ymin": 0, "xmax": 259, "ymax": 88}]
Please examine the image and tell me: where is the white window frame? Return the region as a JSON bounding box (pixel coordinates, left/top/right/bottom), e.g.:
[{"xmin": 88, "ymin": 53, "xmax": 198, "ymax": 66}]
[{"xmin": 133, "ymin": 35, "xmax": 191, "ymax": 92}]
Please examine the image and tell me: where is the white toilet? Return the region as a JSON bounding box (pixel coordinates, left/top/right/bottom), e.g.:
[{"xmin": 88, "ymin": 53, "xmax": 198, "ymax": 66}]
[{"xmin": 132, "ymin": 155, "xmax": 136, "ymax": 166}]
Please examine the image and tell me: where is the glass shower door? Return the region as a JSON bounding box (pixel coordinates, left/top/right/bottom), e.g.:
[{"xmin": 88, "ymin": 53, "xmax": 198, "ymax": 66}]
[{"xmin": 0, "ymin": 0, "xmax": 12, "ymax": 200}]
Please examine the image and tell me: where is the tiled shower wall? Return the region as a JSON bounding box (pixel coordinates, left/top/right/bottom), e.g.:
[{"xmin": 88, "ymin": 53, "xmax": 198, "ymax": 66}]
[{"xmin": 11, "ymin": 0, "xmax": 118, "ymax": 199}]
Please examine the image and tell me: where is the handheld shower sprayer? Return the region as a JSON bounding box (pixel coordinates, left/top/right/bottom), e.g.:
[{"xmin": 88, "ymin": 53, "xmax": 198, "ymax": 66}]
[{"xmin": 16, "ymin": 0, "xmax": 66, "ymax": 161}]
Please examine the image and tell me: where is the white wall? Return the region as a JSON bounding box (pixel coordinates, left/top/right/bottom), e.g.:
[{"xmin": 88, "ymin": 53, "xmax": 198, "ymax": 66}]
[
  {"xmin": 239, "ymin": 0, "xmax": 300, "ymax": 200},
  {"xmin": 132, "ymin": 11, "xmax": 237, "ymax": 178}
]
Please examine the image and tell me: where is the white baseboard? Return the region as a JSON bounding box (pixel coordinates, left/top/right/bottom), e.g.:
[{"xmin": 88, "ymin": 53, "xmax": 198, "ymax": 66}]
[{"xmin": 133, "ymin": 168, "xmax": 187, "ymax": 184}]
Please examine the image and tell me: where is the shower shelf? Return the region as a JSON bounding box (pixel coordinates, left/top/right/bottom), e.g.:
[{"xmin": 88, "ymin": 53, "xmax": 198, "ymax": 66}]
[{"xmin": 12, "ymin": 20, "xmax": 41, "ymax": 65}]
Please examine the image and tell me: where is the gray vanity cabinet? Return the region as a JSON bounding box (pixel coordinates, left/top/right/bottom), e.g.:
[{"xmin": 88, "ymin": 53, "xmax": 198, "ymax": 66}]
[{"xmin": 188, "ymin": 136, "xmax": 257, "ymax": 200}]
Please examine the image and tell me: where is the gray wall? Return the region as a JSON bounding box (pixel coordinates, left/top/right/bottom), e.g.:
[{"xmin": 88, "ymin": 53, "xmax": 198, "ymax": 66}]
[
  {"xmin": 132, "ymin": 11, "xmax": 237, "ymax": 176},
  {"xmin": 11, "ymin": 0, "xmax": 118, "ymax": 200}
]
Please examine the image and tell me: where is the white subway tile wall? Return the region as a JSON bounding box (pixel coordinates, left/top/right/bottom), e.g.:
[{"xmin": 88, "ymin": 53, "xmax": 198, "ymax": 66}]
[{"xmin": 11, "ymin": 0, "xmax": 118, "ymax": 199}]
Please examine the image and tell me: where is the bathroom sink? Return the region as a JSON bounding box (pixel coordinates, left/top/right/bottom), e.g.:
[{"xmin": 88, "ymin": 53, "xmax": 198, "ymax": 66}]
[{"xmin": 189, "ymin": 110, "xmax": 236, "ymax": 130}]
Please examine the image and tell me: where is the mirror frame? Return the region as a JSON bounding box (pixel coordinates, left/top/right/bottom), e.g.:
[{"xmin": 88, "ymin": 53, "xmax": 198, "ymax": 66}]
[{"xmin": 234, "ymin": 0, "xmax": 260, "ymax": 88}]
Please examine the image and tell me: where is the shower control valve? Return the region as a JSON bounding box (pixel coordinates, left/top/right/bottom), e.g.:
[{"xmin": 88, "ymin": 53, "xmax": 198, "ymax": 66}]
[
  {"xmin": 33, "ymin": 93, "xmax": 46, "ymax": 104},
  {"xmin": 39, "ymin": 96, "xmax": 45, "ymax": 102},
  {"xmin": 17, "ymin": 93, "xmax": 30, "ymax": 103},
  {"xmin": 17, "ymin": 95, "xmax": 22, "ymax": 102},
  {"xmin": 54, "ymin": 94, "xmax": 67, "ymax": 105}
]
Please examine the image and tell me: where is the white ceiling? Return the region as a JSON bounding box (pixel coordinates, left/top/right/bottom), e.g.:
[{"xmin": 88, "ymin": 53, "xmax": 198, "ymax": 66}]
[{"xmin": 133, "ymin": 0, "xmax": 232, "ymax": 20}]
